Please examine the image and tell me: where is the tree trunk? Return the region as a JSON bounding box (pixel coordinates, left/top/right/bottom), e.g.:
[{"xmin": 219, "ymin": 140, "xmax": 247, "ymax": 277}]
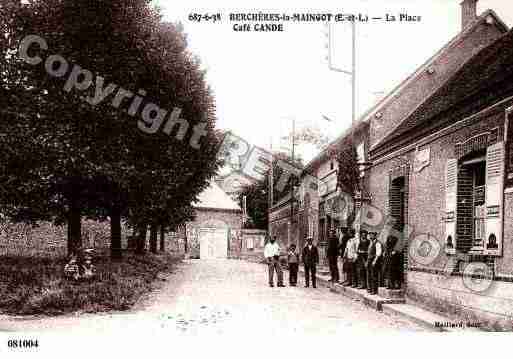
[
  {"xmin": 150, "ymin": 223, "xmax": 158, "ymax": 254},
  {"xmin": 110, "ymin": 205, "xmax": 122, "ymax": 259},
  {"xmin": 127, "ymin": 227, "xmax": 137, "ymax": 250},
  {"xmin": 67, "ymin": 201, "xmax": 82, "ymax": 256},
  {"xmin": 136, "ymin": 223, "xmax": 147, "ymax": 255},
  {"xmin": 159, "ymin": 225, "xmax": 165, "ymax": 252}
]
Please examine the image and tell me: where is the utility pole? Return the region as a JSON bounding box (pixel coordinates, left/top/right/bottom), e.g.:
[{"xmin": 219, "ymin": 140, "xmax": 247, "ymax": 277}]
[
  {"xmin": 268, "ymin": 137, "xmax": 273, "ymax": 238},
  {"xmin": 290, "ymin": 118, "xmax": 296, "ymax": 228},
  {"xmin": 324, "ymin": 19, "xmax": 358, "ymax": 237},
  {"xmin": 351, "ymin": 19, "xmax": 356, "ymax": 125},
  {"xmin": 325, "ymin": 20, "xmax": 357, "ymax": 124}
]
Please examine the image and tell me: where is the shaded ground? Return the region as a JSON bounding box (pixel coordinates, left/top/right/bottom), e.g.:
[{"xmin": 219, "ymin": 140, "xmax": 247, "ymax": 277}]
[
  {"xmin": 0, "ymin": 251, "xmax": 179, "ymax": 315},
  {"xmin": 0, "ymin": 259, "xmax": 428, "ymax": 334}
]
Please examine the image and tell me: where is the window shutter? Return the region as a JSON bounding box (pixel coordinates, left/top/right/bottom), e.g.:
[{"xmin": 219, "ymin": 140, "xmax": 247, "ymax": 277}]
[
  {"xmin": 445, "ymin": 159, "xmax": 457, "ymax": 254},
  {"xmin": 484, "ymin": 141, "xmax": 505, "ymax": 256}
]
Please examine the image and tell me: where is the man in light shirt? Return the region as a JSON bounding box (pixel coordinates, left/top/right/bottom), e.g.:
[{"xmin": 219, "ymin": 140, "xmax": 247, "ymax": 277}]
[
  {"xmin": 343, "ymin": 229, "xmax": 358, "ymax": 287},
  {"xmin": 264, "ymin": 236, "xmax": 284, "ymax": 287}
]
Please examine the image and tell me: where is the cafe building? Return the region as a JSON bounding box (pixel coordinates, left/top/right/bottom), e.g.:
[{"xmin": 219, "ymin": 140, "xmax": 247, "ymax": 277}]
[{"xmin": 368, "ymin": 12, "xmax": 513, "ymax": 329}]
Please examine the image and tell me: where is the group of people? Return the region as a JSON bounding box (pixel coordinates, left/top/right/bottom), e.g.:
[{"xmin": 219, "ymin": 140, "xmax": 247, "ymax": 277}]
[
  {"xmin": 330, "ymin": 228, "xmax": 404, "ymax": 294},
  {"xmin": 264, "ymin": 235, "xmax": 319, "ymax": 288},
  {"xmin": 264, "ymin": 228, "xmax": 404, "ymax": 293},
  {"xmin": 264, "ymin": 228, "xmax": 403, "ymax": 293}
]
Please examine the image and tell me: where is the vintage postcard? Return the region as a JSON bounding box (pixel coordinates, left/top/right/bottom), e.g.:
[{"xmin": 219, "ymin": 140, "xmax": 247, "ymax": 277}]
[{"xmin": 1, "ymin": 0, "xmax": 513, "ymax": 356}]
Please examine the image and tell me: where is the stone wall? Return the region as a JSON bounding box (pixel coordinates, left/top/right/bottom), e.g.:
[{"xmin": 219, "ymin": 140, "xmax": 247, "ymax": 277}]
[
  {"xmin": 407, "ymin": 271, "xmax": 513, "ymax": 331},
  {"xmin": 0, "ymin": 219, "xmax": 129, "ymax": 258}
]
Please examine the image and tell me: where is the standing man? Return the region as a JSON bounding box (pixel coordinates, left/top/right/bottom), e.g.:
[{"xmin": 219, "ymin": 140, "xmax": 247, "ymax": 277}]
[
  {"xmin": 287, "ymin": 244, "xmax": 300, "ymax": 286},
  {"xmin": 388, "ymin": 235, "xmax": 404, "ymax": 290},
  {"xmin": 327, "ymin": 229, "xmax": 340, "ymax": 284},
  {"xmin": 356, "ymin": 229, "xmax": 369, "ymax": 290},
  {"xmin": 264, "ymin": 236, "xmax": 284, "ymax": 287},
  {"xmin": 366, "ymin": 231, "xmax": 383, "ymax": 295},
  {"xmin": 382, "ymin": 235, "xmax": 395, "ymax": 289},
  {"xmin": 302, "ymin": 236, "xmax": 319, "ymax": 288},
  {"xmin": 339, "ymin": 227, "xmax": 350, "ymax": 285},
  {"xmin": 342, "ymin": 229, "xmax": 358, "ymax": 287}
]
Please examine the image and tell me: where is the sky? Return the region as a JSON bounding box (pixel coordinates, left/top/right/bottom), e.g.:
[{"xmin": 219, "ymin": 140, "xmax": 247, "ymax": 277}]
[{"xmin": 154, "ymin": 0, "xmax": 513, "ymax": 163}]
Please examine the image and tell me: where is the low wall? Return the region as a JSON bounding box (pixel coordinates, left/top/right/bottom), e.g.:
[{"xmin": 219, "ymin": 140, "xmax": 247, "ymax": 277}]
[
  {"xmin": 0, "ymin": 220, "xmax": 126, "ymax": 258},
  {"xmin": 407, "ymin": 270, "xmax": 513, "ymax": 331}
]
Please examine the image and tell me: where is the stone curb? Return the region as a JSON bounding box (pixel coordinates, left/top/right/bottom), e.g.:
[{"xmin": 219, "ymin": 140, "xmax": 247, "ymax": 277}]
[{"xmin": 294, "ymin": 265, "xmax": 482, "ymax": 331}]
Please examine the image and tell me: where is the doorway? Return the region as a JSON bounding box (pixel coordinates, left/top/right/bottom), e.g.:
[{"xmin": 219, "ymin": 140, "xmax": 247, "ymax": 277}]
[
  {"xmin": 199, "ymin": 228, "xmax": 228, "ymax": 259},
  {"xmin": 389, "ymin": 176, "xmax": 407, "ymax": 288}
]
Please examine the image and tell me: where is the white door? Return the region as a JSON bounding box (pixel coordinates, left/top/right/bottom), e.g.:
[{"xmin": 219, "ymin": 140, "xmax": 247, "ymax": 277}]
[{"xmin": 199, "ymin": 228, "xmax": 228, "ymax": 259}]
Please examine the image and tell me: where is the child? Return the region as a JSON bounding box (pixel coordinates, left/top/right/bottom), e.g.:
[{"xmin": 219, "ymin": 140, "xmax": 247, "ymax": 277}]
[{"xmin": 288, "ymin": 244, "xmax": 299, "ymax": 286}]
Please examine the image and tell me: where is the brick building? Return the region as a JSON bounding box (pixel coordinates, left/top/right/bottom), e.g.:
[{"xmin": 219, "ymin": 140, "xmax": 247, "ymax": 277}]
[
  {"xmin": 268, "ymin": 120, "xmax": 370, "ymax": 263},
  {"xmin": 367, "ymin": 2, "xmax": 513, "ymax": 329},
  {"xmin": 185, "ymin": 181, "xmax": 243, "ymax": 259}
]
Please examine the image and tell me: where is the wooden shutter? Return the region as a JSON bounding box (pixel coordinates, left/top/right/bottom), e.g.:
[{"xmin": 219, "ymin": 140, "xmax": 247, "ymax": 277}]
[
  {"xmin": 484, "ymin": 142, "xmax": 505, "ymax": 256},
  {"xmin": 445, "ymin": 159, "xmax": 457, "ymax": 254}
]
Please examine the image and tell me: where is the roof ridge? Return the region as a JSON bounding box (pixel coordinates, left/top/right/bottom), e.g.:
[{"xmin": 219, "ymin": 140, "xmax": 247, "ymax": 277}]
[
  {"xmin": 372, "ymin": 27, "xmax": 513, "ymax": 155},
  {"xmin": 303, "ymin": 9, "xmax": 507, "ymax": 172},
  {"xmin": 194, "ymin": 181, "xmax": 242, "ymax": 211},
  {"xmin": 369, "ymin": 9, "xmax": 508, "ymax": 151}
]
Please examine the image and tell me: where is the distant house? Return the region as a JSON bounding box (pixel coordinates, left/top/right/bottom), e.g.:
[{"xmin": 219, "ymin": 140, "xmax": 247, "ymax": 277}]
[{"xmin": 185, "ymin": 181, "xmax": 243, "ymax": 259}]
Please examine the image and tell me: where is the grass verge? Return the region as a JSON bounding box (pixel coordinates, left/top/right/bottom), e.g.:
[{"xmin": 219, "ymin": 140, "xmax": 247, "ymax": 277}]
[{"xmin": 0, "ymin": 251, "xmax": 179, "ymax": 316}]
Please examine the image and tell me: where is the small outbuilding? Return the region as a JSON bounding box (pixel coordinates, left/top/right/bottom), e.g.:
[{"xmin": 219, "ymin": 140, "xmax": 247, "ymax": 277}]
[{"xmin": 185, "ymin": 182, "xmax": 243, "ymax": 259}]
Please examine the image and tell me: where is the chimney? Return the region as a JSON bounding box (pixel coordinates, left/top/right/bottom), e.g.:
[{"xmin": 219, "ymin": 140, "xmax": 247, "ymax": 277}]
[{"xmin": 461, "ymin": 0, "xmax": 478, "ymax": 30}]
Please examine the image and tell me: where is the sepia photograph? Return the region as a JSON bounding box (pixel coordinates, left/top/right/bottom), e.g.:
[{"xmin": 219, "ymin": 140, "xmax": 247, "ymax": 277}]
[{"xmin": 1, "ymin": 0, "xmax": 513, "ymax": 356}]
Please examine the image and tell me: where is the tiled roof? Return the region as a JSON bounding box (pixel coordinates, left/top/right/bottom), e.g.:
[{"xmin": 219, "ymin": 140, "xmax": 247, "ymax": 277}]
[
  {"xmin": 304, "ymin": 9, "xmax": 507, "ymax": 171},
  {"xmin": 194, "ymin": 181, "xmax": 242, "ymax": 211},
  {"xmin": 369, "ymin": 9, "xmax": 508, "ymax": 152},
  {"xmin": 374, "ymin": 27, "xmax": 513, "ymax": 153}
]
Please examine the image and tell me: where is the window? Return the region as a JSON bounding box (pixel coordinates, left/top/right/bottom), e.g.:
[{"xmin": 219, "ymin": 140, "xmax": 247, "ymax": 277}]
[
  {"xmin": 319, "ymin": 218, "xmax": 325, "ymax": 243},
  {"xmin": 446, "ymin": 141, "xmax": 506, "ymax": 256},
  {"xmin": 246, "ymin": 236, "xmax": 254, "ymax": 251},
  {"xmin": 458, "ymin": 151, "xmax": 486, "ymax": 251}
]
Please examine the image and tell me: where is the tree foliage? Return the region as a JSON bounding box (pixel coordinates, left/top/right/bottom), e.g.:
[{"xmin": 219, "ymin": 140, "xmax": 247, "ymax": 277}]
[
  {"xmin": 0, "ymin": 0, "xmax": 221, "ymax": 256},
  {"xmin": 281, "ymin": 124, "xmax": 333, "ymax": 151},
  {"xmin": 336, "ymin": 138, "xmax": 361, "ymax": 198},
  {"xmin": 238, "ymin": 152, "xmax": 302, "ymax": 230},
  {"xmin": 336, "ymin": 137, "xmax": 361, "ymax": 227}
]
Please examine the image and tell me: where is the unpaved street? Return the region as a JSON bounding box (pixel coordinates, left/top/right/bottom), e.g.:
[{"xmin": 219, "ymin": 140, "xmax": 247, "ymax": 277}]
[{"xmin": 0, "ymin": 259, "xmax": 428, "ymax": 334}]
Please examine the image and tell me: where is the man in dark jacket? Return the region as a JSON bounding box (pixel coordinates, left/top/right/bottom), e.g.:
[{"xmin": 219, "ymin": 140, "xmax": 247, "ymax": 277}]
[
  {"xmin": 302, "ymin": 237, "xmax": 319, "ymax": 288},
  {"xmin": 366, "ymin": 231, "xmax": 383, "ymax": 295},
  {"xmin": 339, "ymin": 227, "xmax": 350, "ymax": 285},
  {"xmin": 357, "ymin": 229, "xmax": 369, "ymax": 290},
  {"xmin": 327, "ymin": 230, "xmax": 340, "ymax": 283}
]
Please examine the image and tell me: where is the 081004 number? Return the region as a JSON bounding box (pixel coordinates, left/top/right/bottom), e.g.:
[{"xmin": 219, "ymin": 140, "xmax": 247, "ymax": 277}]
[{"xmin": 7, "ymin": 339, "xmax": 39, "ymax": 349}]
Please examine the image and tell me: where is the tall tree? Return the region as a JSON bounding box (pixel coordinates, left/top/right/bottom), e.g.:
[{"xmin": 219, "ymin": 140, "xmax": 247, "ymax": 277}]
[{"xmin": 0, "ymin": 0, "xmax": 221, "ymax": 257}]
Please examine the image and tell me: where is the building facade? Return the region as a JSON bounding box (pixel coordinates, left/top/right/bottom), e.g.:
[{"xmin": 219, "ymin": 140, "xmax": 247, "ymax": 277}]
[
  {"xmin": 185, "ymin": 182, "xmax": 243, "ymax": 259},
  {"xmin": 366, "ymin": 3, "xmax": 513, "ymax": 330}
]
